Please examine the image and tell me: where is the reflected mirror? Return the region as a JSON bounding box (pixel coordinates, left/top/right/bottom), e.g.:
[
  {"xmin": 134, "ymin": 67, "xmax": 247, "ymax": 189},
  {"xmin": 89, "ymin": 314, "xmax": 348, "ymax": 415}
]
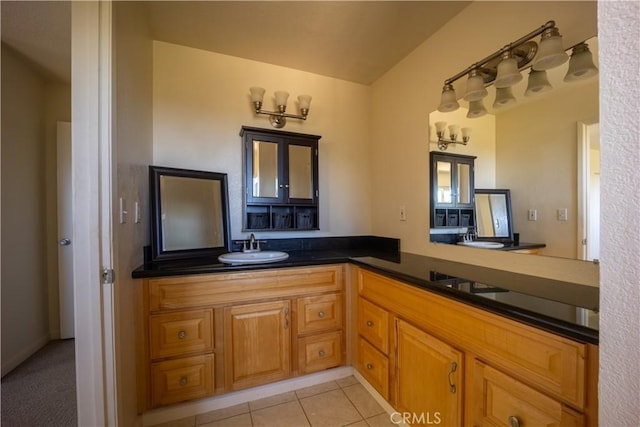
[
  {"xmin": 288, "ymin": 145, "xmax": 313, "ymax": 199},
  {"xmin": 253, "ymin": 140, "xmax": 279, "ymax": 198},
  {"xmin": 475, "ymin": 189, "xmax": 513, "ymax": 241},
  {"xmin": 437, "ymin": 161, "xmax": 452, "ymax": 203},
  {"xmin": 150, "ymin": 166, "xmax": 231, "ymax": 261}
]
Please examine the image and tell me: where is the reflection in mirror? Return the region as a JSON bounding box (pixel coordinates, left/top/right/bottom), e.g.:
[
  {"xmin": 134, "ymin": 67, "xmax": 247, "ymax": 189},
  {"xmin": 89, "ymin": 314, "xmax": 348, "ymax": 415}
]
[
  {"xmin": 288, "ymin": 145, "xmax": 313, "ymax": 199},
  {"xmin": 160, "ymin": 176, "xmax": 223, "ymax": 250},
  {"xmin": 457, "ymin": 163, "xmax": 471, "ymax": 204},
  {"xmin": 437, "ymin": 161, "xmax": 452, "ymax": 203},
  {"xmin": 428, "ymin": 37, "xmax": 598, "ymax": 260},
  {"xmin": 475, "ymin": 189, "xmax": 513, "ymax": 241},
  {"xmin": 253, "ymin": 140, "xmax": 278, "ymax": 198},
  {"xmin": 150, "ymin": 166, "xmax": 231, "ymax": 262}
]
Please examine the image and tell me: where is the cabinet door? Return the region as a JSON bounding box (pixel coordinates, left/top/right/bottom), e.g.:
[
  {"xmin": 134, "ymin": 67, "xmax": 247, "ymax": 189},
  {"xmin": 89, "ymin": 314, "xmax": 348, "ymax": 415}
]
[
  {"xmin": 396, "ymin": 319, "xmax": 463, "ymax": 426},
  {"xmin": 430, "ymin": 152, "xmax": 475, "ymax": 210},
  {"xmin": 285, "ymin": 139, "xmax": 318, "ymax": 204},
  {"xmin": 469, "ymin": 360, "xmax": 585, "ymax": 427},
  {"xmin": 224, "ymin": 300, "xmax": 291, "ymax": 390},
  {"xmin": 454, "ymin": 157, "xmax": 474, "ymax": 208},
  {"xmin": 245, "ymin": 133, "xmax": 286, "ymax": 204}
]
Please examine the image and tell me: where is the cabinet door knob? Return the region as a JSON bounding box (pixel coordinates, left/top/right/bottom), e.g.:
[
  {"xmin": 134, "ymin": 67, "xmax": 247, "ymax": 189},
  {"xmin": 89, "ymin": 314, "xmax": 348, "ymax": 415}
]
[
  {"xmin": 508, "ymin": 416, "xmax": 520, "ymax": 427},
  {"xmin": 319, "ymin": 350, "xmax": 325, "ymax": 357},
  {"xmin": 318, "ymin": 311, "xmax": 325, "ymax": 318},
  {"xmin": 180, "ymin": 376, "xmax": 188, "ymax": 386},
  {"xmin": 366, "ymin": 320, "xmax": 373, "ymax": 327},
  {"xmin": 178, "ymin": 331, "xmax": 186, "ymax": 339},
  {"xmin": 366, "ymin": 363, "xmax": 373, "ymax": 370}
]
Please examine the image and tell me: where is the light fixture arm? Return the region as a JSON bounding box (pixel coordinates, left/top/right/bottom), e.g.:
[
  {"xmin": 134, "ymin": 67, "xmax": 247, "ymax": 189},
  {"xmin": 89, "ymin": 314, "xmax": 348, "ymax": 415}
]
[
  {"xmin": 443, "ymin": 20, "xmax": 557, "ymax": 87},
  {"xmin": 437, "ymin": 135, "xmax": 470, "ymax": 151},
  {"xmin": 251, "ymin": 95, "xmax": 310, "ymax": 129}
]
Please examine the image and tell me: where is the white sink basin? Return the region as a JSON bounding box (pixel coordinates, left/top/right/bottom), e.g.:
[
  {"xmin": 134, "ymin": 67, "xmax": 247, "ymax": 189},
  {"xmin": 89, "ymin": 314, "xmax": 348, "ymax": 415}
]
[
  {"xmin": 218, "ymin": 251, "xmax": 289, "ymax": 265},
  {"xmin": 457, "ymin": 241, "xmax": 504, "ymax": 249}
]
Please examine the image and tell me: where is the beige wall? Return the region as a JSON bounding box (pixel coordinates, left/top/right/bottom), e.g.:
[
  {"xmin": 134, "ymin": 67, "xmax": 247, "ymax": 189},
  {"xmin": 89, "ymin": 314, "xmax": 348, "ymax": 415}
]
[
  {"xmin": 371, "ymin": 1, "xmax": 599, "ymax": 285},
  {"xmin": 1, "ymin": 45, "xmax": 50, "ymax": 375},
  {"xmin": 152, "ymin": 41, "xmax": 373, "ymax": 240},
  {"xmin": 496, "ymin": 81, "xmax": 598, "ymax": 259},
  {"xmin": 114, "ymin": 2, "xmax": 154, "ymax": 425}
]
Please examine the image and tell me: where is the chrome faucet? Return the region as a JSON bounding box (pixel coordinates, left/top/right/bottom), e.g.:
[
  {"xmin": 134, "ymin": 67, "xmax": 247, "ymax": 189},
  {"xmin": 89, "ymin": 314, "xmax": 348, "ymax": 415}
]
[
  {"xmin": 242, "ymin": 233, "xmax": 261, "ymax": 252},
  {"xmin": 463, "ymin": 228, "xmax": 476, "ymax": 243}
]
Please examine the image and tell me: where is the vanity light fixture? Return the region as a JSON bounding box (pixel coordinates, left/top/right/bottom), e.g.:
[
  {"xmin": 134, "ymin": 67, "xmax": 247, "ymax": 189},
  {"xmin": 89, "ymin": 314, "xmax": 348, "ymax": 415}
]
[
  {"xmin": 249, "ymin": 87, "xmax": 312, "ymax": 128},
  {"xmin": 435, "ymin": 121, "xmax": 471, "ymax": 151},
  {"xmin": 437, "ymin": 21, "xmax": 597, "ymax": 116}
]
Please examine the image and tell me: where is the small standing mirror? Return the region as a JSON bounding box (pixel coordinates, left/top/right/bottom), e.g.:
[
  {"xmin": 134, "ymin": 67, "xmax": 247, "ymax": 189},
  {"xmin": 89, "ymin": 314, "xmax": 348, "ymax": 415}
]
[
  {"xmin": 474, "ymin": 189, "xmax": 514, "ymax": 242},
  {"xmin": 150, "ymin": 166, "xmax": 231, "ymax": 261}
]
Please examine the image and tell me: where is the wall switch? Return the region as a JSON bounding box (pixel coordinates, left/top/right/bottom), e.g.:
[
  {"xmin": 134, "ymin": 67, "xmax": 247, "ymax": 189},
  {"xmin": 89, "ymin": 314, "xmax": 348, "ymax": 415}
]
[
  {"xmin": 119, "ymin": 197, "xmax": 127, "ymax": 224},
  {"xmin": 399, "ymin": 205, "xmax": 407, "ymax": 221},
  {"xmin": 134, "ymin": 201, "xmax": 141, "ymax": 224},
  {"xmin": 528, "ymin": 209, "xmax": 537, "ymax": 221},
  {"xmin": 557, "ymin": 208, "xmax": 568, "ymax": 221}
]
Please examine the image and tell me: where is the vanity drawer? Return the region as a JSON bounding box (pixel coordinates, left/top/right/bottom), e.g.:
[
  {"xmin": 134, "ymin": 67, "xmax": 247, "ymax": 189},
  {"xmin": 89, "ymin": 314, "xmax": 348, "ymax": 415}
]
[
  {"xmin": 298, "ymin": 331, "xmax": 342, "ymax": 374},
  {"xmin": 357, "ymin": 337, "xmax": 389, "ymax": 400},
  {"xmin": 470, "ymin": 360, "xmax": 584, "ymax": 427},
  {"xmin": 151, "ymin": 354, "xmax": 214, "ymax": 407},
  {"xmin": 149, "ymin": 309, "xmax": 214, "ymax": 360},
  {"xmin": 297, "ymin": 293, "xmax": 343, "ymax": 335},
  {"xmin": 358, "ymin": 297, "xmax": 389, "ymax": 355}
]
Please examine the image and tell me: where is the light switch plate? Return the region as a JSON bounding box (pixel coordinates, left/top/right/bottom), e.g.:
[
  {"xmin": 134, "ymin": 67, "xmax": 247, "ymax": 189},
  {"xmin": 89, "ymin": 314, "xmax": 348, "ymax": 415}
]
[{"xmin": 528, "ymin": 209, "xmax": 537, "ymax": 221}]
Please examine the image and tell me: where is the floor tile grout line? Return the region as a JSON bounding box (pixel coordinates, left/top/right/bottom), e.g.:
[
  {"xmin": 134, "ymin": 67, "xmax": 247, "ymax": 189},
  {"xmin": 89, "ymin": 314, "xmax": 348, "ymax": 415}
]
[{"xmin": 341, "ymin": 383, "xmax": 386, "ymax": 421}]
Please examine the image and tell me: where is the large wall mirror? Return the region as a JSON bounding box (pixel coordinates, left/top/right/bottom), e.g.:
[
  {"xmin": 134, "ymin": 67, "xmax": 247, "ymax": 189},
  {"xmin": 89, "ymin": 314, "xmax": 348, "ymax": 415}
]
[
  {"xmin": 429, "ymin": 36, "xmax": 599, "ymax": 262},
  {"xmin": 150, "ymin": 166, "xmax": 231, "ymax": 261}
]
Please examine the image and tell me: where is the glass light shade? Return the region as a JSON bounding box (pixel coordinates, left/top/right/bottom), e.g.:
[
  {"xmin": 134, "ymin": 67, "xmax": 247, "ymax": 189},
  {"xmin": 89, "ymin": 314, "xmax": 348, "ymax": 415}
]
[
  {"xmin": 495, "ymin": 54, "xmax": 523, "ymax": 88},
  {"xmin": 435, "ymin": 121, "xmax": 447, "ymax": 134},
  {"xmin": 467, "ymin": 100, "xmax": 487, "ymax": 118},
  {"xmin": 532, "ymin": 28, "xmax": 569, "ymax": 70},
  {"xmin": 297, "ymin": 95, "xmax": 312, "ymax": 110},
  {"xmin": 250, "ymin": 86, "xmax": 265, "ymax": 103},
  {"xmin": 461, "ymin": 128, "xmax": 471, "ymax": 139},
  {"xmin": 274, "ymin": 91, "xmax": 290, "ymax": 107},
  {"xmin": 437, "ymin": 84, "xmax": 460, "ymax": 112},
  {"xmin": 525, "ymin": 69, "xmax": 553, "ymax": 96},
  {"xmin": 464, "ymin": 71, "xmax": 488, "ymax": 101},
  {"xmin": 493, "ymin": 87, "xmax": 517, "ymax": 109},
  {"xmin": 564, "ymin": 43, "xmax": 598, "ymax": 82},
  {"xmin": 448, "ymin": 124, "xmax": 459, "ymax": 139}
]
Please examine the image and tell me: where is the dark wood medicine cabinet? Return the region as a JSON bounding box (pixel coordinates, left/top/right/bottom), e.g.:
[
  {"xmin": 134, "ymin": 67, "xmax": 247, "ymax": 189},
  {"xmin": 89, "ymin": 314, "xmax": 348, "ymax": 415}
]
[
  {"xmin": 430, "ymin": 152, "xmax": 476, "ymax": 241},
  {"xmin": 241, "ymin": 126, "xmax": 320, "ymax": 231}
]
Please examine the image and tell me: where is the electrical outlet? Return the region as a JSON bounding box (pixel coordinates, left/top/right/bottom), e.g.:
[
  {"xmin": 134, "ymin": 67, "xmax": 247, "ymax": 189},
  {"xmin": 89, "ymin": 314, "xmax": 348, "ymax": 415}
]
[
  {"xmin": 528, "ymin": 209, "xmax": 537, "ymax": 221},
  {"xmin": 399, "ymin": 205, "xmax": 407, "ymax": 221},
  {"xmin": 558, "ymin": 208, "xmax": 568, "ymax": 221}
]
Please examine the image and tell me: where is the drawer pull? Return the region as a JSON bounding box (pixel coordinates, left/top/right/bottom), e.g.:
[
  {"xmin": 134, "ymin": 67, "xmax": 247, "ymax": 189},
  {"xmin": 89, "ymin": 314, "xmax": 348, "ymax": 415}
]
[
  {"xmin": 508, "ymin": 416, "xmax": 520, "ymax": 427},
  {"xmin": 178, "ymin": 331, "xmax": 186, "ymax": 339},
  {"xmin": 318, "ymin": 311, "xmax": 325, "ymax": 318},
  {"xmin": 319, "ymin": 350, "xmax": 325, "ymax": 357},
  {"xmin": 366, "ymin": 320, "xmax": 373, "ymax": 327},
  {"xmin": 366, "ymin": 363, "xmax": 373, "ymax": 370},
  {"xmin": 180, "ymin": 376, "xmax": 188, "ymax": 386},
  {"xmin": 448, "ymin": 361, "xmax": 457, "ymax": 394}
]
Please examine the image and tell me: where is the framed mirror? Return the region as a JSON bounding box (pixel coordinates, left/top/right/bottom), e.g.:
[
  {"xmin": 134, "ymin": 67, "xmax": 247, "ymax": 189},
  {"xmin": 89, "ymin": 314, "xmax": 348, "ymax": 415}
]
[
  {"xmin": 150, "ymin": 166, "xmax": 231, "ymax": 262},
  {"xmin": 474, "ymin": 189, "xmax": 513, "ymax": 243}
]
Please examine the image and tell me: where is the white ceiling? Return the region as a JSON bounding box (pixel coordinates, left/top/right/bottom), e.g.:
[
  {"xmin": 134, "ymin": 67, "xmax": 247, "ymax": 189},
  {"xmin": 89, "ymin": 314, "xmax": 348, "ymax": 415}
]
[{"xmin": 1, "ymin": 1, "xmax": 470, "ymax": 85}]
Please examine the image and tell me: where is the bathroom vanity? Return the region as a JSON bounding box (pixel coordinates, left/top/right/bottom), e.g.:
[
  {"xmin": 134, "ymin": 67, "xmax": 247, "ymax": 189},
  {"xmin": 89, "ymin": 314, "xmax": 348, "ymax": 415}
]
[{"xmin": 132, "ymin": 238, "xmax": 598, "ymax": 425}]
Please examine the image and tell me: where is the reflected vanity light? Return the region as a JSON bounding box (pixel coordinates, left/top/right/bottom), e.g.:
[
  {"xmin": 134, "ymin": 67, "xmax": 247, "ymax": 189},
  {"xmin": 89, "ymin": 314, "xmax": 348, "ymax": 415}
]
[
  {"xmin": 435, "ymin": 121, "xmax": 471, "ymax": 151},
  {"xmin": 436, "ymin": 20, "xmax": 597, "ymax": 116},
  {"xmin": 250, "ymin": 87, "xmax": 312, "ymax": 128}
]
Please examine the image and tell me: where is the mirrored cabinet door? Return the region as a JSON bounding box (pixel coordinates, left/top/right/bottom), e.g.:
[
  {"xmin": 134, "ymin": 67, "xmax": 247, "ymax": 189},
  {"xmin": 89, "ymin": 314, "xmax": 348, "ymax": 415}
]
[
  {"xmin": 253, "ymin": 140, "xmax": 280, "ymax": 199},
  {"xmin": 288, "ymin": 144, "xmax": 313, "ymax": 200},
  {"xmin": 430, "ymin": 152, "xmax": 476, "ymax": 231}
]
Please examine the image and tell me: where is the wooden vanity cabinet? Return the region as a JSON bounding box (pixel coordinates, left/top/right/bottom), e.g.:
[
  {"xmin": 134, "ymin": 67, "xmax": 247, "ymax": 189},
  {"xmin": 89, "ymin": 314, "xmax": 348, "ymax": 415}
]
[
  {"xmin": 355, "ymin": 267, "xmax": 598, "ymax": 426},
  {"xmin": 139, "ymin": 265, "xmax": 345, "ymax": 410}
]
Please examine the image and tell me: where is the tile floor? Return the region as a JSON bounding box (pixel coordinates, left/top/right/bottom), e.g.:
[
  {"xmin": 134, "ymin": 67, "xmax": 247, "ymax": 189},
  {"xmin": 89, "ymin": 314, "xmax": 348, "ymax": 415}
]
[{"xmin": 151, "ymin": 376, "xmax": 396, "ymax": 427}]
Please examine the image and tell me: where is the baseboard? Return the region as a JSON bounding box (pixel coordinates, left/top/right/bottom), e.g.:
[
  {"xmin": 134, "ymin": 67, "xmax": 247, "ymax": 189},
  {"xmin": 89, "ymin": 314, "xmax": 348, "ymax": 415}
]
[
  {"xmin": 142, "ymin": 366, "xmax": 355, "ymax": 427},
  {"xmin": 1, "ymin": 333, "xmax": 50, "ymax": 377}
]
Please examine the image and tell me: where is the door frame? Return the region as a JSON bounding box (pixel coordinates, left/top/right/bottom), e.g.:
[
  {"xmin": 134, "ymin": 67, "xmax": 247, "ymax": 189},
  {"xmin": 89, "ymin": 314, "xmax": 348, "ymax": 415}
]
[
  {"xmin": 576, "ymin": 119, "xmax": 599, "ymax": 261},
  {"xmin": 71, "ymin": 1, "xmax": 117, "ymax": 425}
]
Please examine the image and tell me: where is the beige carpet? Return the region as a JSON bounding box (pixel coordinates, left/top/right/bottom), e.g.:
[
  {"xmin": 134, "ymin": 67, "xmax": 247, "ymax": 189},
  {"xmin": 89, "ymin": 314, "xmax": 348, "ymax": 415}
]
[{"xmin": 1, "ymin": 339, "xmax": 77, "ymax": 427}]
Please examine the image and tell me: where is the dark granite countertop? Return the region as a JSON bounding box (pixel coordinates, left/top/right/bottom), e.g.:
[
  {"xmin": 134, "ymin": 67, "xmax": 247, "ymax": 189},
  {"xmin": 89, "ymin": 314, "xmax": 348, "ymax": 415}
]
[{"xmin": 132, "ymin": 236, "xmax": 598, "ymax": 344}]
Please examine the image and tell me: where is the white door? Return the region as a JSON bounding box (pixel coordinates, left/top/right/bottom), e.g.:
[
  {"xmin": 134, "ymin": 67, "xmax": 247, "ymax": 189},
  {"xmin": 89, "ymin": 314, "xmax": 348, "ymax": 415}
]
[
  {"xmin": 577, "ymin": 121, "xmax": 600, "ymax": 262},
  {"xmin": 57, "ymin": 121, "xmax": 74, "ymax": 338}
]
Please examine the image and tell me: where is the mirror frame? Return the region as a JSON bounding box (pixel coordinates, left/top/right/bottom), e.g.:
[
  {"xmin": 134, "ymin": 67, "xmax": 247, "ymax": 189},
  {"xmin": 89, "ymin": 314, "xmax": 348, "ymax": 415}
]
[
  {"xmin": 474, "ymin": 188, "xmax": 514, "ymax": 243},
  {"xmin": 149, "ymin": 165, "xmax": 232, "ymax": 262}
]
